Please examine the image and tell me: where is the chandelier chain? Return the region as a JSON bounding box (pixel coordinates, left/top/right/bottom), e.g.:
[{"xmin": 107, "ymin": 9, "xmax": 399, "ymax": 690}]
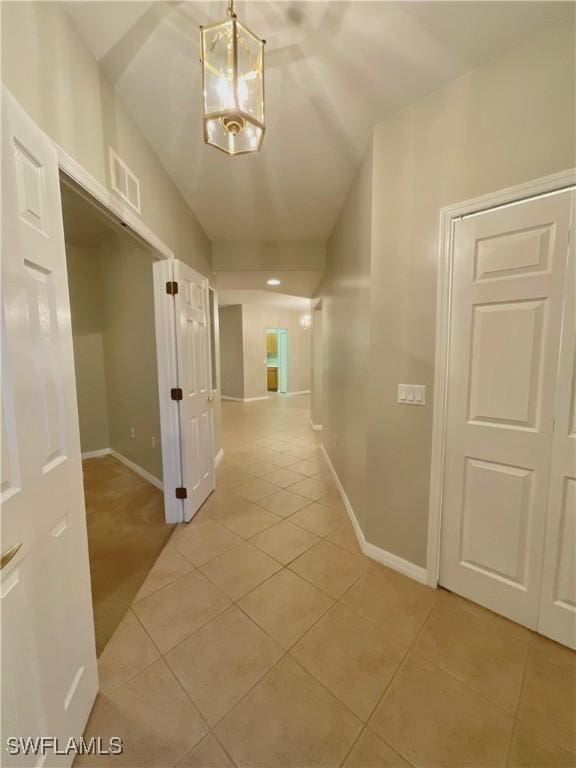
[{"xmin": 227, "ymin": 0, "xmax": 237, "ymax": 19}]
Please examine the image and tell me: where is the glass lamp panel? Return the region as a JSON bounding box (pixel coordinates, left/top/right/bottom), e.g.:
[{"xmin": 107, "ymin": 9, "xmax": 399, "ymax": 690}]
[
  {"xmin": 202, "ymin": 21, "xmax": 235, "ymax": 115},
  {"xmin": 235, "ymin": 21, "xmax": 264, "ymax": 122},
  {"xmin": 205, "ymin": 117, "xmax": 263, "ymax": 155}
]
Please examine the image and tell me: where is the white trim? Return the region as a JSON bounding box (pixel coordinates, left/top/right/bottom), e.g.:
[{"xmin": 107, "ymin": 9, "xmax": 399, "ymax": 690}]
[
  {"xmin": 152, "ymin": 259, "xmax": 184, "ymax": 523},
  {"xmin": 109, "ymin": 147, "xmax": 141, "ymax": 214},
  {"xmin": 285, "ymin": 390, "xmax": 311, "ymax": 397},
  {"xmin": 56, "ymin": 142, "xmax": 186, "ymax": 524},
  {"xmin": 310, "ymin": 423, "xmax": 323, "ymax": 432},
  {"xmin": 57, "ymin": 145, "xmax": 173, "ymax": 260},
  {"xmin": 80, "ymin": 447, "xmax": 163, "ymax": 491},
  {"xmin": 215, "ymin": 448, "xmax": 224, "ymax": 466},
  {"xmin": 109, "ymin": 449, "xmax": 163, "ymax": 491},
  {"xmin": 81, "ymin": 448, "xmax": 110, "ymax": 460},
  {"xmin": 427, "ymin": 169, "xmax": 576, "ymax": 589},
  {"xmin": 321, "ymin": 445, "xmax": 428, "ymax": 585},
  {"xmin": 221, "ymin": 395, "xmax": 269, "ymax": 402}
]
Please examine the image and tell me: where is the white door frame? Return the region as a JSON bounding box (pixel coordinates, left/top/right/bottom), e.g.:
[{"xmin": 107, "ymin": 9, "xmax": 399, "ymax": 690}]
[
  {"xmin": 55, "ymin": 145, "xmax": 188, "ymax": 524},
  {"xmin": 426, "ymin": 168, "xmax": 576, "ymax": 589}
]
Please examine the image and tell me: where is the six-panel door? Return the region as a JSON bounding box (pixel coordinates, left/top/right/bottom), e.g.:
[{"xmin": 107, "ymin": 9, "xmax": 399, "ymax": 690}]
[
  {"xmin": 538, "ymin": 192, "xmax": 575, "ymax": 648},
  {"xmin": 1, "ymin": 88, "xmax": 98, "ymax": 764},
  {"xmin": 173, "ymin": 260, "xmax": 215, "ymax": 520},
  {"xmin": 440, "ymin": 190, "xmax": 574, "ymax": 638}
]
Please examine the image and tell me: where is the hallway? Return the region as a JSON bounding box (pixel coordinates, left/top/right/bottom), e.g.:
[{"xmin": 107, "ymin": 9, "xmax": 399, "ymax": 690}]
[{"xmin": 83, "ymin": 396, "xmax": 575, "ymax": 768}]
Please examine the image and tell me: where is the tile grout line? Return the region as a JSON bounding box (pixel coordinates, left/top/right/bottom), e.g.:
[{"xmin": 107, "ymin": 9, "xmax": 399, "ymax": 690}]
[
  {"xmin": 159, "ymin": 654, "xmax": 217, "ymax": 766},
  {"xmin": 380, "ymin": 594, "xmax": 530, "ymax": 757},
  {"xmin": 337, "ymin": 725, "xmax": 367, "ymax": 768},
  {"xmin": 140, "ymin": 438, "xmax": 434, "ymax": 759},
  {"xmin": 359, "ymin": 598, "xmax": 439, "ymax": 767},
  {"xmin": 335, "ymin": 612, "xmax": 427, "ymax": 768},
  {"xmin": 285, "ymin": 550, "xmax": 371, "ymax": 602},
  {"xmin": 96, "ymin": 607, "xmax": 164, "ymax": 698},
  {"xmin": 153, "ymin": 500, "xmax": 322, "ymax": 765},
  {"xmin": 505, "ymin": 630, "xmax": 534, "ymax": 767},
  {"xmin": 101, "ymin": 407, "xmax": 492, "ymax": 767}
]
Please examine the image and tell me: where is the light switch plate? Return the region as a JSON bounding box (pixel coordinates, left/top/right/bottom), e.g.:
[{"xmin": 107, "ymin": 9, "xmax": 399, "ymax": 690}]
[{"xmin": 398, "ymin": 384, "xmax": 426, "ymax": 406}]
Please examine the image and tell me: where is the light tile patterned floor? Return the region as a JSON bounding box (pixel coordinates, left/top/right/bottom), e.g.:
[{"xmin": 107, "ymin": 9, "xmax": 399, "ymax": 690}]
[{"xmin": 82, "ymin": 396, "xmax": 576, "ymax": 767}]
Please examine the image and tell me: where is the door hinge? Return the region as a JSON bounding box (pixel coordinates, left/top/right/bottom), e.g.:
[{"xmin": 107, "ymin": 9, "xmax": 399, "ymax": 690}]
[
  {"xmin": 175, "ymin": 487, "xmax": 187, "ymax": 499},
  {"xmin": 166, "ymin": 280, "xmax": 179, "ymax": 295},
  {"xmin": 171, "ymin": 387, "xmax": 183, "ymax": 401}
]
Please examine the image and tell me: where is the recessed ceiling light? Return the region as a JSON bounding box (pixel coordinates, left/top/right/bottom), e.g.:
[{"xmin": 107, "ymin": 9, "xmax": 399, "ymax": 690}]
[{"xmin": 267, "ymin": 278, "xmax": 281, "ymax": 286}]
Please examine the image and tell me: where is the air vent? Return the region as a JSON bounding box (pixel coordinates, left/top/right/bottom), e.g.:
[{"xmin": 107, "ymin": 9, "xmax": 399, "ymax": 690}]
[{"xmin": 109, "ymin": 148, "xmax": 141, "ymax": 213}]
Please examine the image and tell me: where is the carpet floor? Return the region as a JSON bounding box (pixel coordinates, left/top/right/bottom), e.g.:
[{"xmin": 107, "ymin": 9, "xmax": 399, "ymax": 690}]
[{"xmin": 83, "ymin": 455, "xmax": 173, "ymax": 654}]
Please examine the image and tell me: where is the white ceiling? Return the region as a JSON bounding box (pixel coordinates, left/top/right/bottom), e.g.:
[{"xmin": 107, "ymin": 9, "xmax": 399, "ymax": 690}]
[
  {"xmin": 63, "ymin": 1, "xmax": 567, "ymax": 242},
  {"xmin": 218, "ymin": 288, "xmax": 311, "ymax": 311},
  {"xmin": 215, "ymin": 268, "xmax": 324, "ymax": 297}
]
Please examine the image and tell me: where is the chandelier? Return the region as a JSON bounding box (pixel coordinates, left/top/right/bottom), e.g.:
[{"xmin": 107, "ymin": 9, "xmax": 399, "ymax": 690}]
[{"xmin": 200, "ymin": 0, "xmax": 265, "ymax": 155}]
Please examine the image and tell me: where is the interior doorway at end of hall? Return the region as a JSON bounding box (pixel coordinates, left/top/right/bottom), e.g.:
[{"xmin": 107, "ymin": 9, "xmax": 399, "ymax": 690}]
[
  {"xmin": 60, "ymin": 182, "xmax": 172, "ymax": 654},
  {"xmin": 266, "ymin": 328, "xmax": 288, "ymax": 394}
]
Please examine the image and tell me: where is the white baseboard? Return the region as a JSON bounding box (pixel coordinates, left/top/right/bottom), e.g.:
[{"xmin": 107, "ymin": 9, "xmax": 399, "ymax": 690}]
[
  {"xmin": 221, "ymin": 395, "xmax": 269, "ymax": 403},
  {"xmin": 286, "ymin": 390, "xmax": 311, "ymax": 397},
  {"xmin": 81, "ymin": 448, "xmax": 110, "ymax": 460},
  {"xmin": 81, "ymin": 447, "xmax": 163, "ymax": 491},
  {"xmin": 310, "ymin": 423, "xmax": 323, "ymax": 431},
  {"xmin": 215, "ymin": 448, "xmax": 224, "ymax": 466},
  {"xmin": 320, "ymin": 445, "xmax": 428, "ymax": 585},
  {"xmin": 109, "ymin": 449, "xmax": 163, "ymax": 491}
]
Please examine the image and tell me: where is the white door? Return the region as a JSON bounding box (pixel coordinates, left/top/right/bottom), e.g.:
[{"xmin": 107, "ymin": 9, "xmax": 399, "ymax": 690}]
[
  {"xmin": 538, "ymin": 202, "xmax": 576, "ymax": 649},
  {"xmin": 440, "ymin": 190, "xmax": 573, "ymax": 630},
  {"xmin": 1, "ymin": 88, "xmax": 98, "ymax": 764},
  {"xmin": 173, "ymin": 260, "xmax": 215, "ymax": 520}
]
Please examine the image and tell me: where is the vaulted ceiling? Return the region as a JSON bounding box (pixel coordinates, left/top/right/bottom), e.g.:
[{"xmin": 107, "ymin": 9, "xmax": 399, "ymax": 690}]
[{"xmin": 63, "ymin": 1, "xmax": 566, "ymax": 242}]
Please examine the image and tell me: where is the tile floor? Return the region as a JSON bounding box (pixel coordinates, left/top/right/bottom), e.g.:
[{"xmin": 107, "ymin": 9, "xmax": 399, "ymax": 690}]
[{"xmin": 81, "ymin": 396, "xmax": 576, "ymax": 767}]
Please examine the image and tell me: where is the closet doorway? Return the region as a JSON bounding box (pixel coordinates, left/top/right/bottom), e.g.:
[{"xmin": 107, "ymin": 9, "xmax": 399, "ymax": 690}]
[
  {"xmin": 435, "ymin": 182, "xmax": 575, "ymax": 649},
  {"xmin": 266, "ymin": 328, "xmax": 288, "ymax": 394},
  {"xmin": 61, "ymin": 184, "xmax": 171, "ymax": 652}
]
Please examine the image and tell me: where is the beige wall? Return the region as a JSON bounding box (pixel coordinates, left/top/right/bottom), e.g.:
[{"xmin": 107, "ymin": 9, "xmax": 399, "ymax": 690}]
[
  {"xmin": 1, "ymin": 1, "xmax": 212, "ymax": 278},
  {"xmin": 100, "ymin": 234, "xmax": 162, "ymax": 479},
  {"xmin": 218, "ymin": 303, "xmax": 312, "ymax": 401},
  {"xmin": 242, "ymin": 305, "xmax": 311, "ymax": 401},
  {"xmin": 66, "ymin": 231, "xmax": 162, "ymax": 480},
  {"xmin": 219, "ymin": 306, "xmax": 245, "ymax": 400},
  {"xmin": 311, "ymin": 306, "xmax": 323, "ymax": 428},
  {"xmin": 1, "ymin": 0, "xmax": 224, "ymax": 456},
  {"xmin": 320, "ymin": 151, "xmax": 373, "ymax": 529},
  {"xmin": 321, "ymin": 17, "xmax": 575, "ymax": 565},
  {"xmin": 209, "ymin": 289, "xmax": 223, "ymax": 456},
  {"xmin": 67, "ymin": 243, "xmax": 109, "ymax": 453}
]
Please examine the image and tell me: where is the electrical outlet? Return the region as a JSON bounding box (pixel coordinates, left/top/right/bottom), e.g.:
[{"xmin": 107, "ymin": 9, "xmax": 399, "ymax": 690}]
[
  {"xmin": 130, "ymin": 427, "xmax": 136, "ymax": 439},
  {"xmin": 151, "ymin": 436, "xmax": 156, "ymax": 448}
]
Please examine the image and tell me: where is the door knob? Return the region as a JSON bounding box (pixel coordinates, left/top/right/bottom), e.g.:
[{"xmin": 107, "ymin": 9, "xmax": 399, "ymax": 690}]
[
  {"xmin": 207, "ymin": 395, "xmax": 213, "ymax": 402},
  {"xmin": 1, "ymin": 542, "xmax": 22, "ymax": 570}
]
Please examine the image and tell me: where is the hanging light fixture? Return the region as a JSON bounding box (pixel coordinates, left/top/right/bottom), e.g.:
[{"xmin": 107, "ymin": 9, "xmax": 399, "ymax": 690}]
[{"xmin": 200, "ymin": 0, "xmax": 265, "ymax": 156}]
